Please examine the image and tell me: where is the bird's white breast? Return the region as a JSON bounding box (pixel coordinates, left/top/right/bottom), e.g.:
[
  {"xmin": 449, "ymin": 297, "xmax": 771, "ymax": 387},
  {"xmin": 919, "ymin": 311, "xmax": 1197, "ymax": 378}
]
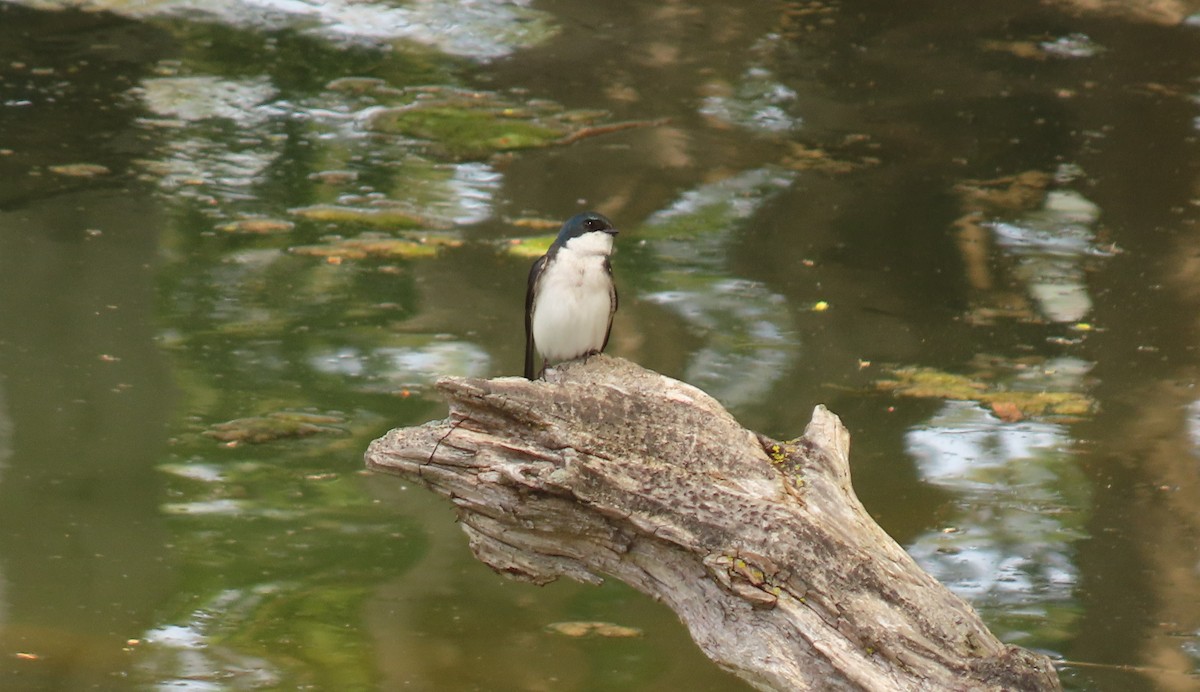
[{"xmin": 531, "ymin": 238, "xmax": 614, "ymax": 365}]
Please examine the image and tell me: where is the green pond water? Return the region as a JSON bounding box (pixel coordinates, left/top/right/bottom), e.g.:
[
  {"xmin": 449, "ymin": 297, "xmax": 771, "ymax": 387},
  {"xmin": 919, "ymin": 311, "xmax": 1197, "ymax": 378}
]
[{"xmin": 0, "ymin": 1, "xmax": 1198, "ymax": 689}]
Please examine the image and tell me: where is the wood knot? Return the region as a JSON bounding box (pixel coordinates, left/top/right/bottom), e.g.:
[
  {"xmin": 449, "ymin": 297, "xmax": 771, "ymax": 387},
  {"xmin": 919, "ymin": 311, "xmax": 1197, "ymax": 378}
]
[{"xmin": 703, "ymin": 551, "xmax": 781, "ymax": 608}]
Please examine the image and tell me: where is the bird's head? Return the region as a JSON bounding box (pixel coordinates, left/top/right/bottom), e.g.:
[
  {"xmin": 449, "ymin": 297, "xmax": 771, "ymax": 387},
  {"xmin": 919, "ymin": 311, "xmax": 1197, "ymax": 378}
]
[{"xmin": 555, "ymin": 211, "xmax": 618, "ymax": 255}]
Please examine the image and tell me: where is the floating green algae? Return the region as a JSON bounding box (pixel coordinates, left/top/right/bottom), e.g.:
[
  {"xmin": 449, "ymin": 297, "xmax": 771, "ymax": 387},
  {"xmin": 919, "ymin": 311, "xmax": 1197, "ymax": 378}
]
[
  {"xmin": 290, "ymin": 232, "xmax": 462, "ymax": 260},
  {"xmin": 289, "ymin": 204, "xmax": 440, "ymax": 229},
  {"xmin": 216, "ymin": 218, "xmax": 296, "ymax": 234},
  {"xmin": 361, "ymin": 86, "xmax": 613, "ymax": 160},
  {"xmin": 202, "ymin": 411, "xmax": 348, "ymax": 444},
  {"xmin": 876, "ymin": 363, "xmax": 1095, "ymax": 421},
  {"xmin": 499, "ymin": 234, "xmax": 557, "ymax": 258}
]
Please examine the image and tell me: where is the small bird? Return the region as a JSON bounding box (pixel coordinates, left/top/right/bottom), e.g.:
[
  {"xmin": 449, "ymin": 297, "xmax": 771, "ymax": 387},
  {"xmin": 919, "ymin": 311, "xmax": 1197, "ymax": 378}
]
[{"xmin": 524, "ymin": 211, "xmax": 619, "ymax": 380}]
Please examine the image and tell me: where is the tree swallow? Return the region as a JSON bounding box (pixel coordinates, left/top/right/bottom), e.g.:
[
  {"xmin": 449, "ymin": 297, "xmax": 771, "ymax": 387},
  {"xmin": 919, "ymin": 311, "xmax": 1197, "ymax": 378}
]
[{"xmin": 524, "ymin": 211, "xmax": 619, "ymax": 380}]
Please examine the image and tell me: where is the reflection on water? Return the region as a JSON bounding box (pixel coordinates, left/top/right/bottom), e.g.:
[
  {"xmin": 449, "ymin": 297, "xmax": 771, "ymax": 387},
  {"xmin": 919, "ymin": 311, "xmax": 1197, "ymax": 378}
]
[
  {"xmin": 12, "ymin": 0, "xmax": 557, "ymax": 58},
  {"xmin": 134, "ymin": 67, "xmax": 507, "ymax": 225},
  {"xmin": 309, "ymin": 341, "xmax": 491, "ymax": 389},
  {"xmin": 1, "ymin": 0, "xmax": 1199, "ymax": 689},
  {"xmin": 905, "ymin": 399, "xmax": 1089, "ymax": 649},
  {"xmin": 1039, "ymin": 33, "xmax": 1106, "ymax": 59},
  {"xmin": 1188, "ymin": 400, "xmax": 1200, "ymax": 456},
  {"xmin": 989, "ymin": 186, "xmax": 1110, "ymax": 324},
  {"xmin": 641, "ymin": 167, "xmax": 800, "ymax": 408},
  {"xmin": 137, "ymin": 75, "xmax": 279, "ymax": 124},
  {"xmin": 699, "ymin": 34, "xmax": 803, "ymax": 134},
  {"xmin": 141, "ymin": 616, "xmax": 281, "ymax": 691}
]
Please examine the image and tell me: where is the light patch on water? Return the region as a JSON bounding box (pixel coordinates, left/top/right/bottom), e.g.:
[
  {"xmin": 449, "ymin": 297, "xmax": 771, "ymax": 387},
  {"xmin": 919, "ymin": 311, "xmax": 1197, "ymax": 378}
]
[
  {"xmin": 140, "ymin": 133, "xmax": 279, "ymax": 202},
  {"xmin": 1186, "ymin": 399, "xmax": 1200, "ymax": 456},
  {"xmin": 645, "ymin": 167, "xmax": 795, "ymax": 240},
  {"xmin": 132, "ymin": 74, "xmax": 287, "ymax": 202},
  {"xmin": 647, "ymin": 281, "xmax": 794, "ymax": 409},
  {"xmin": 144, "ymin": 624, "xmax": 207, "ymax": 649},
  {"xmin": 138, "ymin": 590, "xmax": 281, "ymax": 690},
  {"xmin": 698, "ymin": 32, "xmax": 803, "ymax": 134},
  {"xmin": 161, "ymin": 499, "xmax": 247, "ymax": 516},
  {"xmin": 12, "ymin": 0, "xmax": 557, "ymax": 59},
  {"xmin": 310, "ymin": 341, "xmax": 490, "ymax": 386},
  {"xmin": 158, "ymin": 462, "xmax": 226, "ymax": 483},
  {"xmin": 907, "ymin": 401, "xmax": 1071, "ymax": 492},
  {"xmin": 1040, "ymin": 33, "xmax": 1105, "ymax": 58},
  {"xmin": 640, "ymin": 168, "xmax": 800, "ymax": 409},
  {"xmin": 1052, "ymin": 162, "xmax": 1086, "ymax": 184},
  {"xmin": 136, "ymin": 76, "xmax": 278, "ymax": 125},
  {"xmin": 161, "ymin": 499, "xmax": 306, "ymax": 519},
  {"xmin": 991, "ymin": 192, "xmax": 1100, "ymax": 255},
  {"xmin": 700, "ymin": 66, "xmax": 802, "ymax": 133},
  {"xmin": 132, "ymin": 70, "xmax": 502, "ymax": 223},
  {"xmin": 388, "ymin": 160, "xmax": 502, "ymax": 226},
  {"xmin": 323, "ymin": 0, "xmax": 557, "ymax": 58},
  {"xmin": 904, "ymin": 399, "xmax": 1091, "ymax": 646},
  {"xmin": 445, "ymin": 163, "xmax": 503, "ymax": 224},
  {"xmin": 1183, "ymin": 632, "xmax": 1200, "ymax": 672},
  {"xmin": 988, "ymin": 189, "xmax": 1112, "ymax": 323}
]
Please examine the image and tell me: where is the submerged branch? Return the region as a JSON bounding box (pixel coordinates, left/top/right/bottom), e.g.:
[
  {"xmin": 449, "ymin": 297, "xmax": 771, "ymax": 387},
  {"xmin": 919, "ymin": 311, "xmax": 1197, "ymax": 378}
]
[{"xmin": 554, "ymin": 117, "xmax": 672, "ymax": 146}]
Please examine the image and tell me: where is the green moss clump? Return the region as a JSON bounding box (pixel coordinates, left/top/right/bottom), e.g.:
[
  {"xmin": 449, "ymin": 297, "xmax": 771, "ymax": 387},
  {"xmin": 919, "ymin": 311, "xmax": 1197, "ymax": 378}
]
[
  {"xmin": 370, "ymin": 105, "xmax": 565, "ymax": 160},
  {"xmin": 876, "ymin": 367, "xmax": 989, "ymax": 401},
  {"xmin": 361, "ymin": 86, "xmax": 609, "ymax": 161}
]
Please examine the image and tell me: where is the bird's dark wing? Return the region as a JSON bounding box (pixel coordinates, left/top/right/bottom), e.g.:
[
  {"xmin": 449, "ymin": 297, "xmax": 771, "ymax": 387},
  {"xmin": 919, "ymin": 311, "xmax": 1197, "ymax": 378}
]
[
  {"xmin": 601, "ymin": 257, "xmax": 617, "ymax": 352},
  {"xmin": 524, "ymin": 254, "xmax": 548, "ymax": 379}
]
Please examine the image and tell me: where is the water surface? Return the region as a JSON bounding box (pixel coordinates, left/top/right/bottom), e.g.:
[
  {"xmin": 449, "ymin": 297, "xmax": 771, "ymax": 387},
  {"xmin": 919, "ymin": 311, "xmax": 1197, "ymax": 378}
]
[{"xmin": 1, "ymin": 1, "xmax": 1198, "ymax": 689}]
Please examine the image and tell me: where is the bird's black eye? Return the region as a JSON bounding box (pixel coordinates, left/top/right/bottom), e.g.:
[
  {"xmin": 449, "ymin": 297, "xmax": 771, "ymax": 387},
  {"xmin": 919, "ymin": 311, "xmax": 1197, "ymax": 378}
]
[{"xmin": 586, "ymin": 217, "xmax": 611, "ymax": 232}]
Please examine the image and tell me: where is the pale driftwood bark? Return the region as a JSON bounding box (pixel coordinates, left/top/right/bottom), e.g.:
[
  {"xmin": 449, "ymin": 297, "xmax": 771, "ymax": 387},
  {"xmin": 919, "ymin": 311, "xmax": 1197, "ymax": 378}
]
[{"xmin": 365, "ymin": 355, "xmax": 1061, "ymax": 691}]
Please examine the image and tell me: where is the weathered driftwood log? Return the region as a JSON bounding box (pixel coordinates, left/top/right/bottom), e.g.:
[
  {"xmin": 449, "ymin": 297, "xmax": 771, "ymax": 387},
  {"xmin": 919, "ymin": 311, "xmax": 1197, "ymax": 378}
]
[{"xmin": 365, "ymin": 355, "xmax": 1061, "ymax": 691}]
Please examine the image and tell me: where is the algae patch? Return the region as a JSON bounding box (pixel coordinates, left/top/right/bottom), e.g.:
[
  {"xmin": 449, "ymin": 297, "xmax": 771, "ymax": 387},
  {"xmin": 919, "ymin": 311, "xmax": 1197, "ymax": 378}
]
[
  {"xmin": 216, "ymin": 218, "xmax": 295, "ymax": 234},
  {"xmin": 290, "ymin": 204, "xmax": 443, "ymax": 229},
  {"xmin": 361, "ymin": 86, "xmax": 633, "ymax": 160},
  {"xmin": 499, "ymin": 234, "xmax": 557, "ymax": 258},
  {"xmin": 545, "ymin": 621, "xmax": 643, "ymax": 638},
  {"xmin": 290, "ymin": 232, "xmax": 463, "ymax": 261},
  {"xmin": 876, "ymin": 361, "xmax": 1095, "ymax": 422},
  {"xmin": 203, "ymin": 411, "xmax": 348, "ymax": 444}
]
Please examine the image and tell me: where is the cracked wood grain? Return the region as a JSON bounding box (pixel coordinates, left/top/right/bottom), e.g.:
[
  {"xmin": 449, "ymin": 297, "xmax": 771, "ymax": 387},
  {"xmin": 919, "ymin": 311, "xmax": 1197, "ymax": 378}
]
[{"xmin": 365, "ymin": 355, "xmax": 1060, "ymax": 692}]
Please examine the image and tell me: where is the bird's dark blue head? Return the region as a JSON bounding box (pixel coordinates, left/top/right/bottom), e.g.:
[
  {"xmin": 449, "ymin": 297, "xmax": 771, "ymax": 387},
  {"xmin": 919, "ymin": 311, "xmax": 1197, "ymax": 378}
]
[{"xmin": 555, "ymin": 211, "xmax": 618, "ymax": 247}]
